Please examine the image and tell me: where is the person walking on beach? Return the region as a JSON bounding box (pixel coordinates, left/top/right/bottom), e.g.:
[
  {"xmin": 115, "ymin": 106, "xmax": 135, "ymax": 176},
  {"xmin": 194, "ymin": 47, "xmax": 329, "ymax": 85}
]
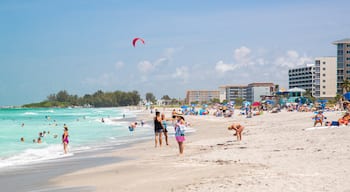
[
  {"xmin": 228, "ymin": 123, "xmax": 244, "ymax": 141},
  {"xmin": 161, "ymin": 113, "xmax": 169, "ymax": 145},
  {"xmin": 62, "ymin": 127, "xmax": 69, "ymax": 154},
  {"xmin": 154, "ymin": 111, "xmax": 164, "ymax": 147},
  {"xmin": 175, "ymin": 115, "xmax": 186, "ymax": 155}
]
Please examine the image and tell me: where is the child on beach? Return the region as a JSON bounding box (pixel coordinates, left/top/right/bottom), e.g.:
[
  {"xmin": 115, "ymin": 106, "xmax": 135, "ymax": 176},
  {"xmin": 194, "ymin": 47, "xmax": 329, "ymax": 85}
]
[
  {"xmin": 161, "ymin": 113, "xmax": 169, "ymax": 145},
  {"xmin": 228, "ymin": 123, "xmax": 244, "ymax": 141},
  {"xmin": 175, "ymin": 115, "xmax": 186, "ymax": 155}
]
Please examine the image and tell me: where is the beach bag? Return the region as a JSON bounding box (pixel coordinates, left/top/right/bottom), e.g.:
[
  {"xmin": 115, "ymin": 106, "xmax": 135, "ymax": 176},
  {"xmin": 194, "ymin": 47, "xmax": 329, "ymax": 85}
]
[{"xmin": 175, "ymin": 124, "xmax": 186, "ymax": 136}]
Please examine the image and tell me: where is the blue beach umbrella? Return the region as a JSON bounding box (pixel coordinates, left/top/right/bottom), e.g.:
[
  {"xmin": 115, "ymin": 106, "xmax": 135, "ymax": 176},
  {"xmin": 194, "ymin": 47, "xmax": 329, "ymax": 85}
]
[{"xmin": 344, "ymin": 92, "xmax": 350, "ymax": 101}]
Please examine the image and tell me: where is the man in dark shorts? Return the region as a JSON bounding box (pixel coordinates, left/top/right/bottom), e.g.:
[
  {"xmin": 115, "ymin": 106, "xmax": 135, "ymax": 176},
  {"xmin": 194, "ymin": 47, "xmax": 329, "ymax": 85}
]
[{"xmin": 154, "ymin": 111, "xmax": 164, "ymax": 147}]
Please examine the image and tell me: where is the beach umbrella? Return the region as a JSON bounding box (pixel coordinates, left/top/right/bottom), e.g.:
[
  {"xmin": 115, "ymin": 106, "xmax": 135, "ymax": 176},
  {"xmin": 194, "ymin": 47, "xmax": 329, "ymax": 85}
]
[
  {"xmin": 181, "ymin": 105, "xmax": 188, "ymax": 109},
  {"xmin": 344, "ymin": 92, "xmax": 350, "ymax": 101}
]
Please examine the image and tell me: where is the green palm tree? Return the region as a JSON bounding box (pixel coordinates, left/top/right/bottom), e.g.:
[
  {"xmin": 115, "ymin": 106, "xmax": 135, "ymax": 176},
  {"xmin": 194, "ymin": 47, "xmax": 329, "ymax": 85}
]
[{"xmin": 341, "ymin": 79, "xmax": 350, "ymax": 93}]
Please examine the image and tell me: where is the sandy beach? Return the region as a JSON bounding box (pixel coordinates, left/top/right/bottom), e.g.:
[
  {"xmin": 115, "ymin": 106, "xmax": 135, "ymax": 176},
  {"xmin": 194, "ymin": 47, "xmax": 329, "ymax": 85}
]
[{"xmin": 45, "ymin": 109, "xmax": 350, "ymax": 192}]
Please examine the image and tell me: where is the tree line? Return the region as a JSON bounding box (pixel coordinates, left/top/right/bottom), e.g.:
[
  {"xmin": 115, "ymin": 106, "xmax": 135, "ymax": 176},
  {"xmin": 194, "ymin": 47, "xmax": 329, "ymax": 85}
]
[{"xmin": 22, "ymin": 90, "xmax": 142, "ymax": 108}]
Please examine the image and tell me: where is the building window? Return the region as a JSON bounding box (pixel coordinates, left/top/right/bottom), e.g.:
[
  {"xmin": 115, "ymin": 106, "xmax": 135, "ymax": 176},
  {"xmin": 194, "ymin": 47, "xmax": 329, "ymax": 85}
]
[
  {"xmin": 323, "ymin": 67, "xmax": 326, "ymax": 70},
  {"xmin": 322, "ymin": 74, "xmax": 326, "ymax": 77},
  {"xmin": 323, "ymin": 80, "xmax": 326, "ymax": 82},
  {"xmin": 323, "ymin": 86, "xmax": 326, "ymax": 88},
  {"xmin": 323, "ymin": 92, "xmax": 326, "ymax": 95},
  {"xmin": 323, "ymin": 62, "xmax": 326, "ymax": 64}
]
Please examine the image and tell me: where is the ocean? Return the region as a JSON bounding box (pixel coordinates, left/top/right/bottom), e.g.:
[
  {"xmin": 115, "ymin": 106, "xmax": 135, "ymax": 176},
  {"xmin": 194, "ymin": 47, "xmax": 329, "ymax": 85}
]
[{"xmin": 0, "ymin": 107, "xmax": 154, "ymax": 169}]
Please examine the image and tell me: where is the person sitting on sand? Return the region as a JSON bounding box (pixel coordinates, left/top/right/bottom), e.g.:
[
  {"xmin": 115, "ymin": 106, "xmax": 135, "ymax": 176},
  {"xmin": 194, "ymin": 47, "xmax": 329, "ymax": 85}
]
[
  {"xmin": 338, "ymin": 112, "xmax": 350, "ymax": 125},
  {"xmin": 313, "ymin": 111, "xmax": 325, "ymax": 127},
  {"xmin": 228, "ymin": 123, "xmax": 244, "ymax": 141}
]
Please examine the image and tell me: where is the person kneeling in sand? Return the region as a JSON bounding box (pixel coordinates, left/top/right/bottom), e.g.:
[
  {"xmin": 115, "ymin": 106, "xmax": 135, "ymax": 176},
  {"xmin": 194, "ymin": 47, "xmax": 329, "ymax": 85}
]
[{"xmin": 228, "ymin": 123, "xmax": 244, "ymax": 141}]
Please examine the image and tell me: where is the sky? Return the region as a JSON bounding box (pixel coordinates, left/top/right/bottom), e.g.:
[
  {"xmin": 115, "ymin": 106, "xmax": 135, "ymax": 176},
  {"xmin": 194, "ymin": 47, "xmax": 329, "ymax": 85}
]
[{"xmin": 0, "ymin": 0, "xmax": 349, "ymax": 106}]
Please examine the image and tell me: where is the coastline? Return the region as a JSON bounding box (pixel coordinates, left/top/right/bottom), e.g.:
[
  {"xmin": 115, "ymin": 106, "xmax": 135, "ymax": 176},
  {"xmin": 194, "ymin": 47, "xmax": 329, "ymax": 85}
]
[{"xmin": 49, "ymin": 109, "xmax": 350, "ymax": 192}]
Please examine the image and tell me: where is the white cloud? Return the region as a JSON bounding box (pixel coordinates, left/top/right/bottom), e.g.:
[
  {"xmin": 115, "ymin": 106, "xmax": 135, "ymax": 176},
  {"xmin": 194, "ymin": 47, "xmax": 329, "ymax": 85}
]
[
  {"xmin": 154, "ymin": 57, "xmax": 168, "ymax": 66},
  {"xmin": 215, "ymin": 60, "xmax": 237, "ymax": 73},
  {"xmin": 215, "ymin": 47, "xmax": 313, "ymax": 75},
  {"xmin": 172, "ymin": 66, "xmax": 189, "ymax": 82},
  {"xmin": 115, "ymin": 61, "xmax": 124, "ymax": 69},
  {"xmin": 234, "ymin": 46, "xmax": 254, "ymax": 66},
  {"xmin": 274, "ymin": 50, "xmax": 313, "ymax": 68},
  {"xmin": 215, "ymin": 46, "xmax": 253, "ymax": 73},
  {"xmin": 136, "ymin": 47, "xmax": 178, "ymax": 74},
  {"xmin": 138, "ymin": 60, "xmax": 154, "ymax": 73}
]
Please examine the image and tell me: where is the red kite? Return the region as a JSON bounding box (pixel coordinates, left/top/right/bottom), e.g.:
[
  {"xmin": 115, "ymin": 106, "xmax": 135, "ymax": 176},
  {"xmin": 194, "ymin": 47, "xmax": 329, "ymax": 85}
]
[{"xmin": 132, "ymin": 37, "xmax": 145, "ymax": 47}]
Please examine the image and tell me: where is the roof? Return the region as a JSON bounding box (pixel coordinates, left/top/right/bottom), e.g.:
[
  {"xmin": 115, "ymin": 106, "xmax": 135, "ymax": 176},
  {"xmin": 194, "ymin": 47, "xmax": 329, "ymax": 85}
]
[
  {"xmin": 332, "ymin": 38, "xmax": 350, "ymax": 44},
  {"xmin": 220, "ymin": 85, "xmax": 248, "ymax": 88},
  {"xmin": 248, "ymin": 82, "xmax": 274, "ymax": 87},
  {"xmin": 288, "ymin": 87, "xmax": 306, "ymax": 92}
]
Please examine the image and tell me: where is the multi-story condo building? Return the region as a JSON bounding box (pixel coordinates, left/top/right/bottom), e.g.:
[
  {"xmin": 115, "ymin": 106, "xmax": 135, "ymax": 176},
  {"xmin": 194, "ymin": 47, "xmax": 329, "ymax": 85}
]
[
  {"xmin": 288, "ymin": 57, "xmax": 336, "ymax": 98},
  {"xmin": 185, "ymin": 90, "xmax": 220, "ymax": 104},
  {"xmin": 246, "ymin": 83, "xmax": 275, "ymax": 103},
  {"xmin": 333, "ymin": 38, "xmax": 350, "ymax": 94},
  {"xmin": 219, "ymin": 85, "xmax": 247, "ymax": 102},
  {"xmin": 314, "ymin": 57, "xmax": 337, "ymax": 98},
  {"xmin": 288, "ymin": 64, "xmax": 315, "ymax": 94}
]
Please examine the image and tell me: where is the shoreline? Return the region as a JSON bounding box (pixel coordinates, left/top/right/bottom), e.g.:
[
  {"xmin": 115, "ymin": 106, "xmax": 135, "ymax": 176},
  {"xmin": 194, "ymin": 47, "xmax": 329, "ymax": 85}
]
[{"xmin": 4, "ymin": 109, "xmax": 350, "ymax": 192}]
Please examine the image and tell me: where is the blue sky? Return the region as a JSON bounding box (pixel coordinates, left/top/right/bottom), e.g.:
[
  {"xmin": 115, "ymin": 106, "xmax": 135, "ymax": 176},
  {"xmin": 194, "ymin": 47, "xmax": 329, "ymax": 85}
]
[{"xmin": 0, "ymin": 0, "xmax": 349, "ymax": 106}]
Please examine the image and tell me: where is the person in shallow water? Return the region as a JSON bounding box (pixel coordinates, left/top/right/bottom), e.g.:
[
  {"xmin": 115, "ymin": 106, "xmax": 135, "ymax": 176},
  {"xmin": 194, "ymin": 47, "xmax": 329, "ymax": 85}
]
[
  {"xmin": 62, "ymin": 127, "xmax": 69, "ymax": 154},
  {"xmin": 128, "ymin": 122, "xmax": 137, "ymax": 132}
]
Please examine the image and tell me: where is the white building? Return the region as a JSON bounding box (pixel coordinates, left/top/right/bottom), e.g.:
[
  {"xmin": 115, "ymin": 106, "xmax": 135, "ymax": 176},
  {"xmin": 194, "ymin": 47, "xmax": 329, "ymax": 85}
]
[
  {"xmin": 246, "ymin": 83, "xmax": 275, "ymax": 102},
  {"xmin": 314, "ymin": 57, "xmax": 337, "ymax": 98}
]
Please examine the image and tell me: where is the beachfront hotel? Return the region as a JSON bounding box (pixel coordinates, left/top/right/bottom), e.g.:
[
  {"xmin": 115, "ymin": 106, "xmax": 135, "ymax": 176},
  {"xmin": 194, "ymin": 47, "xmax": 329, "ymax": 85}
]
[
  {"xmin": 333, "ymin": 38, "xmax": 350, "ymax": 94},
  {"xmin": 185, "ymin": 90, "xmax": 220, "ymax": 104},
  {"xmin": 288, "ymin": 64, "xmax": 314, "ymax": 94},
  {"xmin": 288, "ymin": 57, "xmax": 336, "ymax": 99}
]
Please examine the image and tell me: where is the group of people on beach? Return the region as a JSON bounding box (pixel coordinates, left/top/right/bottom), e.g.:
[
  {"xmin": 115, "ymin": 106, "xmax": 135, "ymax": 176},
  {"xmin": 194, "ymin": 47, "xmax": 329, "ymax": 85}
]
[
  {"xmin": 154, "ymin": 110, "xmax": 187, "ymax": 155},
  {"xmin": 129, "ymin": 108, "xmax": 245, "ymax": 155}
]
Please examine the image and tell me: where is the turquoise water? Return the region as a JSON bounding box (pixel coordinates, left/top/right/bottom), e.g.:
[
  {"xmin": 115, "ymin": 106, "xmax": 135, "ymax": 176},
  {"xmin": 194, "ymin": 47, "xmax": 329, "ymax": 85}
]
[{"xmin": 0, "ymin": 107, "xmax": 153, "ymax": 168}]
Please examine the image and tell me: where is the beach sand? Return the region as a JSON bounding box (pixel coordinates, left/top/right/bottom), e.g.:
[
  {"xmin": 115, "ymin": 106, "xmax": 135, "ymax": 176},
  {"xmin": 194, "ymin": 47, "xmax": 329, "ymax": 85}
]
[{"xmin": 50, "ymin": 110, "xmax": 350, "ymax": 192}]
